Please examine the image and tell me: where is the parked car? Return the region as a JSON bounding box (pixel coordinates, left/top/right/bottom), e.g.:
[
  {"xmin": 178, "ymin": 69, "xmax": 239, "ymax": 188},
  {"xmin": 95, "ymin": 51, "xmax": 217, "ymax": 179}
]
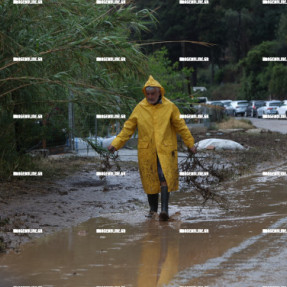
[
  {"xmin": 221, "ymin": 102, "xmax": 235, "ymax": 116},
  {"xmin": 256, "ymin": 101, "xmax": 282, "ymax": 118},
  {"xmin": 209, "ymin": 101, "xmax": 225, "ymax": 107},
  {"xmin": 277, "ymin": 101, "xmax": 287, "ymax": 118},
  {"xmin": 193, "ymin": 87, "xmax": 207, "ymax": 92},
  {"xmin": 195, "ymin": 97, "xmax": 208, "ymax": 103},
  {"xmin": 230, "ymin": 100, "xmax": 249, "ymax": 116},
  {"xmin": 245, "ymin": 100, "xmax": 265, "ymax": 117},
  {"xmin": 220, "ymin": 100, "xmax": 232, "ymax": 104}
]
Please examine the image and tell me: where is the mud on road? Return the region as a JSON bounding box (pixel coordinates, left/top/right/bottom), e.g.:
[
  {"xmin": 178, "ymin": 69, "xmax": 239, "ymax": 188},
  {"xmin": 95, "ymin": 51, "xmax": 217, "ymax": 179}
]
[
  {"xmin": 0, "ymin": 159, "xmax": 142, "ymax": 252},
  {"xmin": 0, "ymin": 130, "xmax": 287, "ymax": 287},
  {"xmin": 0, "ymin": 158, "xmax": 286, "ymax": 287}
]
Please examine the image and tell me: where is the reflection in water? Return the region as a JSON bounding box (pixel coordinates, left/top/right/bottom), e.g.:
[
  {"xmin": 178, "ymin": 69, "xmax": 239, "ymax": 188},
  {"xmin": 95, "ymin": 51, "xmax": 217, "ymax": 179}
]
[
  {"xmin": 137, "ymin": 222, "xmax": 178, "ymax": 287},
  {"xmin": 0, "ymin": 218, "xmax": 181, "ymax": 287},
  {"xmin": 0, "ymin": 171, "xmax": 286, "ymax": 287},
  {"xmin": 0, "ymin": 214, "xmax": 283, "ymax": 287}
]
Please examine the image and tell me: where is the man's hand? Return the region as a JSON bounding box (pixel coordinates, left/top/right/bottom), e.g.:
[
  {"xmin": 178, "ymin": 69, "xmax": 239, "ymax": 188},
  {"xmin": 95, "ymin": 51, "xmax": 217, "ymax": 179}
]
[
  {"xmin": 189, "ymin": 145, "xmax": 197, "ymax": 154},
  {"xmin": 108, "ymin": 145, "xmax": 116, "ymax": 153}
]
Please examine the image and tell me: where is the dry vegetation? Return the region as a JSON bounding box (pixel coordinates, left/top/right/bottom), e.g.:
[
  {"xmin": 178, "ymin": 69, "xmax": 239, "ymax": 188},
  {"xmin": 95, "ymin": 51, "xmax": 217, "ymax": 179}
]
[{"xmin": 216, "ymin": 118, "xmax": 254, "ymax": 130}]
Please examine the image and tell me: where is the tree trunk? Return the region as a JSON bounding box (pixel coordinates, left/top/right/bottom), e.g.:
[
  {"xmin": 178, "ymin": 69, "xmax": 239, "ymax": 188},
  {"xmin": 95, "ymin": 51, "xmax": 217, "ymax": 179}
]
[
  {"xmin": 210, "ymin": 49, "xmax": 214, "ymax": 85},
  {"xmin": 11, "ymin": 91, "xmax": 23, "ymax": 154},
  {"xmin": 192, "ymin": 65, "xmax": 197, "ymax": 87}
]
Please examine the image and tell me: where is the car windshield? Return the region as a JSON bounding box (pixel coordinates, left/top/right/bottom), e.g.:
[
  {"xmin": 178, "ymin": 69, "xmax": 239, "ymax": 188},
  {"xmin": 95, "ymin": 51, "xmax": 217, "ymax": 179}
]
[
  {"xmin": 238, "ymin": 102, "xmax": 248, "ymax": 106},
  {"xmin": 255, "ymin": 102, "xmax": 265, "ymax": 107},
  {"xmin": 269, "ymin": 102, "xmax": 281, "ymax": 106}
]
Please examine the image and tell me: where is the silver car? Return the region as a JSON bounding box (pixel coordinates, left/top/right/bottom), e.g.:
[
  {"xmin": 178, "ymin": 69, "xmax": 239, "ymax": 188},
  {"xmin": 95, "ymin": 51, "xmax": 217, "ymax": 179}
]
[
  {"xmin": 277, "ymin": 101, "xmax": 287, "ymax": 119},
  {"xmin": 230, "ymin": 100, "xmax": 249, "ymax": 117},
  {"xmin": 220, "ymin": 101, "xmax": 235, "ymax": 116},
  {"xmin": 257, "ymin": 101, "xmax": 282, "ymax": 118}
]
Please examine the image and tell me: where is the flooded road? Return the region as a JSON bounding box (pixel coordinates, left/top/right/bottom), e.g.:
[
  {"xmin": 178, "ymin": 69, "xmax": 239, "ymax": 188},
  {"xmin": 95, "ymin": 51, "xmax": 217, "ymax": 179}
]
[{"xmin": 0, "ymin": 164, "xmax": 286, "ymax": 287}]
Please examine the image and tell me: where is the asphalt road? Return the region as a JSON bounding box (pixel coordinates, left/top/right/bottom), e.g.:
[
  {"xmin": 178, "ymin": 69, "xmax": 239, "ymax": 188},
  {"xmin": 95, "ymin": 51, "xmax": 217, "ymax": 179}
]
[{"xmin": 239, "ymin": 116, "xmax": 287, "ymax": 134}]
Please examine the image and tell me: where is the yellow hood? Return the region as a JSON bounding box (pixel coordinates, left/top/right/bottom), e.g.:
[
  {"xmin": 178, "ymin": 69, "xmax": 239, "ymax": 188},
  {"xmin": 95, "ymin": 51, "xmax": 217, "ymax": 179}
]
[{"xmin": 142, "ymin": 75, "xmax": 165, "ymax": 98}]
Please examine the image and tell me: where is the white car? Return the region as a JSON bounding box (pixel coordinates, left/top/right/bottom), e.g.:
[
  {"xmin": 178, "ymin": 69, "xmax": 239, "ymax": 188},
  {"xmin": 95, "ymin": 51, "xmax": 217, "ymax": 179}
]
[
  {"xmin": 256, "ymin": 101, "xmax": 282, "ymax": 118},
  {"xmin": 220, "ymin": 100, "xmax": 232, "ymax": 104},
  {"xmin": 277, "ymin": 101, "xmax": 287, "ymax": 118},
  {"xmin": 230, "ymin": 100, "xmax": 249, "ymax": 117}
]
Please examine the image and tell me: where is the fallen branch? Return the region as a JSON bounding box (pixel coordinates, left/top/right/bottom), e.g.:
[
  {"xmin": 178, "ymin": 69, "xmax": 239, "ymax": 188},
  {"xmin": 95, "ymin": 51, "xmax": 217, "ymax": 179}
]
[
  {"xmin": 179, "ymin": 150, "xmax": 230, "ymax": 210},
  {"xmin": 83, "ymin": 138, "xmax": 120, "ymax": 180}
]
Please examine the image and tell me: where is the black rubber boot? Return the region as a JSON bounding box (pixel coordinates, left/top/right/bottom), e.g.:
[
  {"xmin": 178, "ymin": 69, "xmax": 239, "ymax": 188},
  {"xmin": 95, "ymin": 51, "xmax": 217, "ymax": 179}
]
[
  {"xmin": 159, "ymin": 186, "xmax": 169, "ymax": 221},
  {"xmin": 146, "ymin": 193, "xmax": 159, "ymax": 218}
]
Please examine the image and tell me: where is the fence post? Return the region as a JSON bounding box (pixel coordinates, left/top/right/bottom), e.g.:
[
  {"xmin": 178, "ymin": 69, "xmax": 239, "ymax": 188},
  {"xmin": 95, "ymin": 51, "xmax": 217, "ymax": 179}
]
[{"xmin": 68, "ymin": 90, "xmax": 75, "ymax": 151}]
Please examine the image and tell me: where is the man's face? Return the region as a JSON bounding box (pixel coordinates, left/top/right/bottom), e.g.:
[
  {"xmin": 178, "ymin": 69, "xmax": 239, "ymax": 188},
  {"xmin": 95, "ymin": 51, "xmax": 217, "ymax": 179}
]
[{"xmin": 146, "ymin": 87, "xmax": 160, "ymax": 104}]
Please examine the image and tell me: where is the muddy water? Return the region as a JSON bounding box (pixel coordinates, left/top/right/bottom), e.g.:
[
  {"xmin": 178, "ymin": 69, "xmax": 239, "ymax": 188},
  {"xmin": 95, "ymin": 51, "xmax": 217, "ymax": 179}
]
[{"xmin": 0, "ymin": 167, "xmax": 287, "ymax": 287}]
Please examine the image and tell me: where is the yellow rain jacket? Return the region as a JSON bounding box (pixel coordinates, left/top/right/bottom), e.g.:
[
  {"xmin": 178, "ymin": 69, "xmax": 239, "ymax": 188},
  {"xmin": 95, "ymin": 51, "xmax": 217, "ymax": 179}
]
[{"xmin": 111, "ymin": 75, "xmax": 195, "ymax": 194}]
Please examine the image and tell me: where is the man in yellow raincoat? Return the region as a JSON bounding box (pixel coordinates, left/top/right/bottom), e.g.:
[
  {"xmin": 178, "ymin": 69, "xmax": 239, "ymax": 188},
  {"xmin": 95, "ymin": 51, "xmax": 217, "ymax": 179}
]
[{"xmin": 108, "ymin": 75, "xmax": 196, "ymax": 221}]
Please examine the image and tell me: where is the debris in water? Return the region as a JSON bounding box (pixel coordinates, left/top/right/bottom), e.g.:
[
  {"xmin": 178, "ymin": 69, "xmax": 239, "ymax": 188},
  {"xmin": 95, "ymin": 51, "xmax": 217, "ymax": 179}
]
[
  {"xmin": 84, "ymin": 139, "xmax": 121, "ymax": 180},
  {"xmin": 179, "ymin": 150, "xmax": 230, "ymax": 210}
]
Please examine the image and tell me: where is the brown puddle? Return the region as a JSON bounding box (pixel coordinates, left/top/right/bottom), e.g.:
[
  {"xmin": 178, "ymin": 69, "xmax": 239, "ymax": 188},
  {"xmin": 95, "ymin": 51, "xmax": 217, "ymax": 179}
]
[{"xmin": 0, "ymin": 169, "xmax": 287, "ymax": 287}]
